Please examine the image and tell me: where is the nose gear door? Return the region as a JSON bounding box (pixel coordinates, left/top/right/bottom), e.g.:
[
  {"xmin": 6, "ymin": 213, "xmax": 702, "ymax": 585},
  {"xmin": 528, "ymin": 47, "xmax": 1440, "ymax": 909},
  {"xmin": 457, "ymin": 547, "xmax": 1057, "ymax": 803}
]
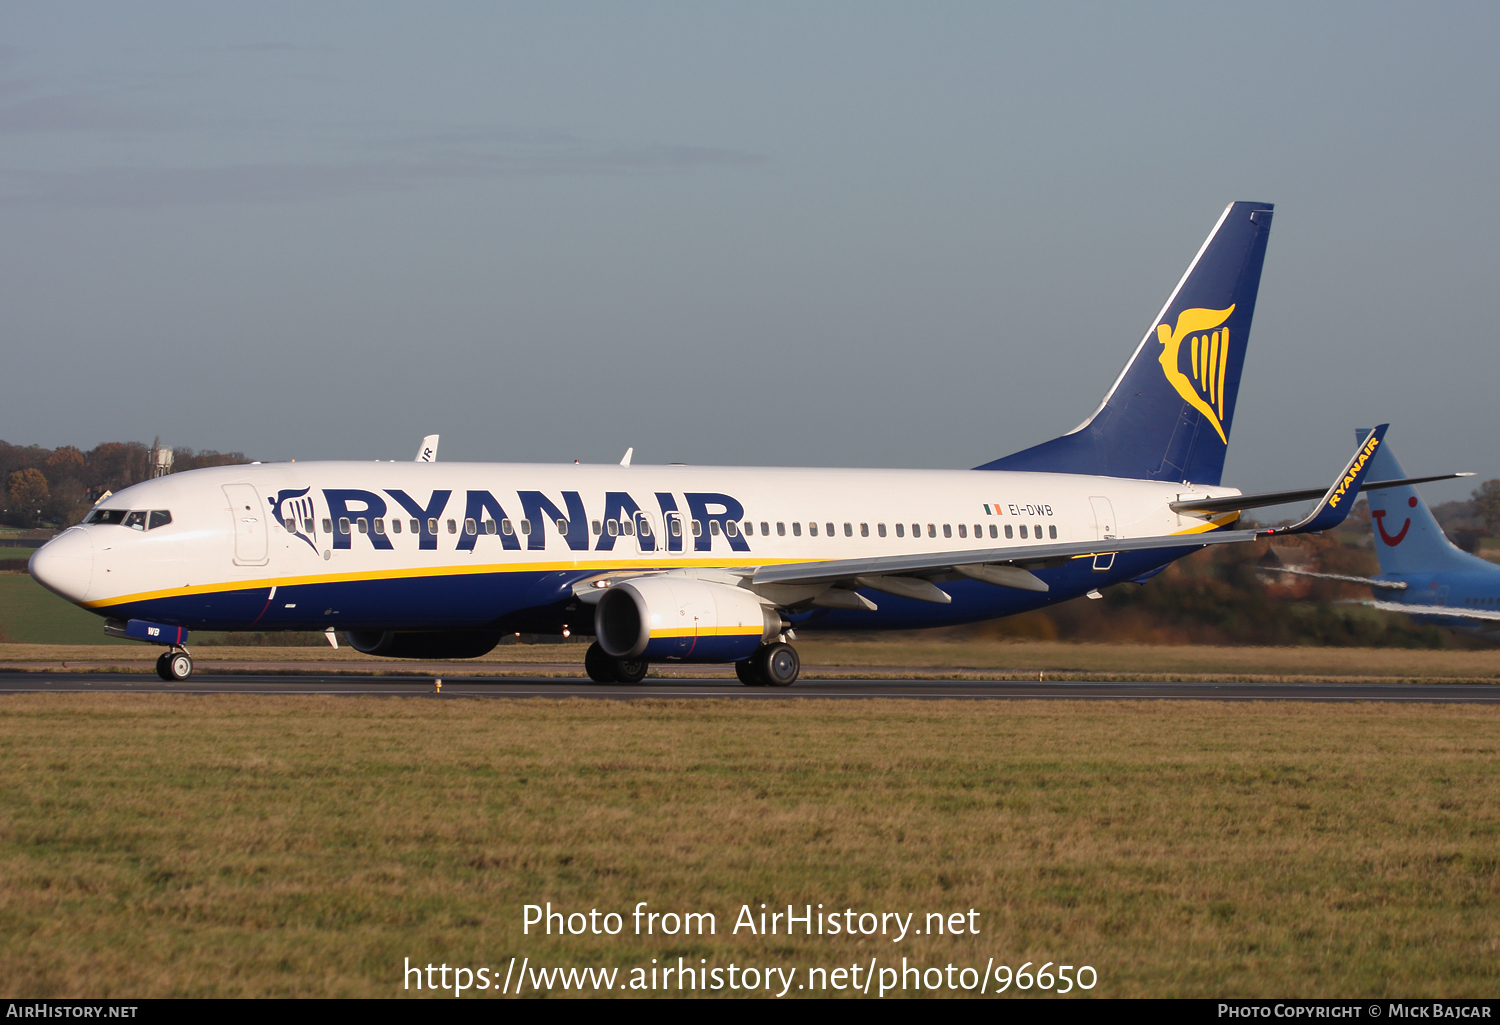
[{"xmin": 224, "ymin": 483, "xmax": 269, "ymax": 566}]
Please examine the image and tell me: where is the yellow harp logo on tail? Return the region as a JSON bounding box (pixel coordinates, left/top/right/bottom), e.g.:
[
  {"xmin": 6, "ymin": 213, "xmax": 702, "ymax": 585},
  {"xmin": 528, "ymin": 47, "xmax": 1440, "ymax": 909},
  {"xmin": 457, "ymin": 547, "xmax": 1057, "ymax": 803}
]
[{"xmin": 1156, "ymin": 305, "xmax": 1236, "ymax": 444}]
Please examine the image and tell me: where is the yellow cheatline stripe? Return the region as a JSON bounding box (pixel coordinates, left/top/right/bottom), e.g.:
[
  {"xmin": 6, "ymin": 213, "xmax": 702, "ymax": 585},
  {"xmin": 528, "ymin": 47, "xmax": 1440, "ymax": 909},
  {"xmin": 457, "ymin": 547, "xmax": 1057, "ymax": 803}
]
[
  {"xmin": 649, "ymin": 626, "xmax": 763, "ymax": 639},
  {"xmin": 80, "ymin": 554, "xmax": 814, "ymax": 609},
  {"xmin": 83, "ymin": 512, "xmax": 1245, "ymax": 610}
]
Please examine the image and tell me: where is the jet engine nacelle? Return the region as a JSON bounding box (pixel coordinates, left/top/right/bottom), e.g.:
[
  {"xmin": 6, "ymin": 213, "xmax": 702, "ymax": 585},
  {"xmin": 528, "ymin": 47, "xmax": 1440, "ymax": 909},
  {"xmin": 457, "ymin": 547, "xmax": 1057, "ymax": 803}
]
[
  {"xmin": 595, "ymin": 576, "xmax": 780, "ymax": 663},
  {"xmin": 342, "ymin": 630, "xmax": 501, "ymax": 659}
]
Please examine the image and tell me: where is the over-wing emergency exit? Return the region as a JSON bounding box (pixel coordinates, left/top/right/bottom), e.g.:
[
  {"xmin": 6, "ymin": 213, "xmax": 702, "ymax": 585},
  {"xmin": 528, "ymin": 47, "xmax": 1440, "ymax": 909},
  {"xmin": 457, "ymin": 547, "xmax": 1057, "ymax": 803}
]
[{"xmin": 30, "ymin": 202, "xmax": 1457, "ymax": 683}]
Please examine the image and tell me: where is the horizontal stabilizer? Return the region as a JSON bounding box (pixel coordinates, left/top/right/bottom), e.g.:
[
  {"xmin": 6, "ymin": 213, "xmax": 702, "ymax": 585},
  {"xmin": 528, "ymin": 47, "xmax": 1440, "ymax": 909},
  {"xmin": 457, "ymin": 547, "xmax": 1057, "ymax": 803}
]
[
  {"xmin": 1172, "ymin": 472, "xmax": 1473, "ymax": 515},
  {"xmin": 1358, "ymin": 600, "xmax": 1500, "ymax": 622},
  {"xmin": 1258, "ymin": 566, "xmax": 1407, "ymax": 590}
]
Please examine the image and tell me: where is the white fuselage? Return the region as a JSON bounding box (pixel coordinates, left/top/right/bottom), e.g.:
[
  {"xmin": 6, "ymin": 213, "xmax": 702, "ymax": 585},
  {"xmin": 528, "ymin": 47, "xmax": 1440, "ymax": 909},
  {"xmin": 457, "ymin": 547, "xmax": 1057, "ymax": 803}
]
[{"xmin": 31, "ymin": 460, "xmax": 1237, "ymax": 638}]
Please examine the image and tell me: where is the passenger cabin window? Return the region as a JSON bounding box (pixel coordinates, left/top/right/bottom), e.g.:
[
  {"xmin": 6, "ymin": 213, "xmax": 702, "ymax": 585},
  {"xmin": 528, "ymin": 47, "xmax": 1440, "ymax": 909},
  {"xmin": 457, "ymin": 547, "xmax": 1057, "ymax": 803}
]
[
  {"xmin": 621, "ymin": 518, "xmax": 633, "ymax": 536},
  {"xmin": 943, "ymin": 524, "xmax": 952, "ymax": 538},
  {"xmin": 792, "ymin": 522, "xmax": 802, "ymax": 536},
  {"xmin": 304, "ymin": 518, "xmax": 315, "ymax": 534},
  {"xmin": 1034, "ymin": 522, "xmax": 1042, "ymax": 538},
  {"xmin": 391, "ymin": 519, "xmax": 401, "ymax": 534},
  {"xmin": 958, "ymin": 524, "xmax": 967, "ymax": 538},
  {"xmin": 338, "ymin": 517, "xmax": 351, "ymax": 534},
  {"xmin": 485, "ymin": 519, "xmax": 497, "ymax": 535},
  {"xmin": 725, "ymin": 520, "xmax": 737, "ymax": 537},
  {"xmin": 357, "ymin": 518, "xmax": 368, "ymax": 534},
  {"xmin": 324, "ymin": 518, "xmax": 333, "ymax": 533},
  {"xmin": 1019, "ymin": 525, "xmax": 1027, "ymax": 539},
  {"xmin": 877, "ymin": 524, "xmax": 886, "ymax": 537},
  {"xmin": 592, "ymin": 520, "xmax": 602, "ymax": 535},
  {"xmin": 670, "ymin": 519, "xmax": 683, "ymax": 537},
  {"xmin": 426, "ymin": 518, "xmax": 436, "ymax": 534},
  {"xmin": 373, "ymin": 518, "xmax": 385, "ymax": 535},
  {"xmin": 502, "ymin": 519, "xmax": 514, "ymax": 535},
  {"xmin": 410, "ymin": 519, "xmax": 419, "ymax": 534},
  {"xmin": 691, "ymin": 520, "xmax": 702, "ymax": 536},
  {"xmin": 741, "ymin": 521, "xmax": 751, "ymax": 536},
  {"xmin": 1049, "ymin": 525, "xmax": 1058, "ymax": 539},
  {"xmin": 556, "ymin": 518, "xmax": 569, "ymax": 534},
  {"xmin": 520, "ymin": 519, "xmax": 532, "ymax": 535},
  {"xmin": 464, "ymin": 518, "xmax": 477, "ymax": 536},
  {"xmin": 859, "ymin": 523, "xmax": 868, "ymax": 537},
  {"xmin": 762, "ymin": 522, "xmax": 770, "ymax": 536},
  {"xmin": 927, "ymin": 524, "xmax": 935, "ymax": 537},
  {"xmin": 447, "ymin": 519, "xmax": 457, "ymax": 534},
  {"xmin": 284, "ymin": 517, "xmax": 296, "ymax": 532},
  {"xmin": 914, "ymin": 523, "xmax": 922, "ymax": 537},
  {"xmin": 974, "ymin": 524, "xmax": 982, "ymax": 538},
  {"xmin": 844, "ymin": 523, "xmax": 853, "ymax": 537},
  {"xmin": 1005, "ymin": 525, "xmax": 1013, "ymax": 539},
  {"xmin": 638, "ymin": 518, "xmax": 652, "ymax": 538},
  {"xmin": 989, "ymin": 524, "xmax": 997, "ymax": 539},
  {"xmin": 809, "ymin": 523, "xmax": 818, "ymax": 536},
  {"xmin": 607, "ymin": 520, "xmax": 619, "ymax": 536},
  {"xmin": 826, "ymin": 522, "xmax": 835, "ymax": 537},
  {"xmin": 895, "ymin": 523, "xmax": 904, "ymax": 537}
]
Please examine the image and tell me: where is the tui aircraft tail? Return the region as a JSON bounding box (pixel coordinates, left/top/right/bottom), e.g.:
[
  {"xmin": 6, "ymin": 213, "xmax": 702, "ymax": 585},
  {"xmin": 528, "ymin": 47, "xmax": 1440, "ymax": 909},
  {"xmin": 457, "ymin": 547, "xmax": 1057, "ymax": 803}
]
[
  {"xmin": 978, "ymin": 201, "xmax": 1274, "ymax": 485},
  {"xmin": 1356, "ymin": 429, "xmax": 1490, "ymax": 576}
]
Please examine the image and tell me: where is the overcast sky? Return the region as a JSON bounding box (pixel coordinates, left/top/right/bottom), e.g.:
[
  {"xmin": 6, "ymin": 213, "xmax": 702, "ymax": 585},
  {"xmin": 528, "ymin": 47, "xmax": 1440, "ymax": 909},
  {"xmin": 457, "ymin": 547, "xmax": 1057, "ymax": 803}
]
[{"xmin": 2, "ymin": 2, "xmax": 1497, "ymax": 504}]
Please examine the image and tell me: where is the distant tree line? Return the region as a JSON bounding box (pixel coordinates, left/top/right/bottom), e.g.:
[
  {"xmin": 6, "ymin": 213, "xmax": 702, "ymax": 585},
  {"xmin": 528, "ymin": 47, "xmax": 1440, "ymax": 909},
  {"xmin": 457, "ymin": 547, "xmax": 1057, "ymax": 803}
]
[{"xmin": 2, "ymin": 440, "xmax": 249, "ymax": 528}]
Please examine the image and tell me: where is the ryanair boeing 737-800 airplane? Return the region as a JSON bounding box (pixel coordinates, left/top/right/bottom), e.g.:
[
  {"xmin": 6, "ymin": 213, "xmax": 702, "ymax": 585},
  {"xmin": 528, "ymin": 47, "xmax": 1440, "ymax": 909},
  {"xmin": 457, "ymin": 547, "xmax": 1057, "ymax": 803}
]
[{"xmin": 28, "ymin": 202, "xmax": 1461, "ymax": 684}]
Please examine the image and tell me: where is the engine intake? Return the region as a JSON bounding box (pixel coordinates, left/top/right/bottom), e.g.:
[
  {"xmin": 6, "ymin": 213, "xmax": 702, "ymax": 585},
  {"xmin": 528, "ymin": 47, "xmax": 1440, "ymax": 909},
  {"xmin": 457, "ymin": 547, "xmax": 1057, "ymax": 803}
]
[{"xmin": 596, "ymin": 577, "xmax": 780, "ymax": 663}]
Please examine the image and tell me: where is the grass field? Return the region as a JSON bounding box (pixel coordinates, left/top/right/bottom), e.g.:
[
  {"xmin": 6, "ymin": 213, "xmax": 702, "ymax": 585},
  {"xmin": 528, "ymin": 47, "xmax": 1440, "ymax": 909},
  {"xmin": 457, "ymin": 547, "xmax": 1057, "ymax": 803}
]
[
  {"xmin": 5, "ymin": 638, "xmax": 1500, "ymax": 684},
  {"xmin": 0, "ymin": 573, "xmax": 131, "ymax": 646},
  {"xmin": 0, "ymin": 696, "xmax": 1495, "ymax": 998}
]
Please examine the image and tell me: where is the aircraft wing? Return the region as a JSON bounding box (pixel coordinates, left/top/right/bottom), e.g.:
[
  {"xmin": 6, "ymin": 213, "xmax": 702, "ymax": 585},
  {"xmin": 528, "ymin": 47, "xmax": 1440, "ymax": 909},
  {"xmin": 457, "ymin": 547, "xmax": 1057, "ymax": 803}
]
[
  {"xmin": 751, "ymin": 528, "xmax": 1262, "ymax": 591},
  {"xmin": 753, "ymin": 426, "xmax": 1390, "ymax": 594},
  {"xmin": 1360, "ymin": 600, "xmax": 1500, "ymax": 622}
]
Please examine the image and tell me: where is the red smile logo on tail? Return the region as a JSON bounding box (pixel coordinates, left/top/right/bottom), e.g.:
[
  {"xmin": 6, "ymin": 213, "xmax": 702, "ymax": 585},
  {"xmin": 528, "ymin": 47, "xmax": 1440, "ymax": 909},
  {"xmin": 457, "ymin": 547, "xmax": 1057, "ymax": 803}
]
[{"xmin": 1372, "ymin": 496, "xmax": 1419, "ymax": 547}]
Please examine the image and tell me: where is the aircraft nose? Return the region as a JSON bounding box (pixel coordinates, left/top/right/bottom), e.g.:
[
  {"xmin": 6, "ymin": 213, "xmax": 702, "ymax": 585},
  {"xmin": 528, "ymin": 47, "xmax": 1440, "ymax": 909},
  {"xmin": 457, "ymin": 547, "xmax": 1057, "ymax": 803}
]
[{"xmin": 29, "ymin": 527, "xmax": 94, "ymax": 604}]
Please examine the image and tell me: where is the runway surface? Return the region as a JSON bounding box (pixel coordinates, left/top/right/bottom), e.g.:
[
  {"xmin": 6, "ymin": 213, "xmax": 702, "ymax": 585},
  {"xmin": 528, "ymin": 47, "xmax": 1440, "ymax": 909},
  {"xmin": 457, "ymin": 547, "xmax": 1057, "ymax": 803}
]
[{"xmin": 2, "ymin": 672, "xmax": 1498, "ymax": 702}]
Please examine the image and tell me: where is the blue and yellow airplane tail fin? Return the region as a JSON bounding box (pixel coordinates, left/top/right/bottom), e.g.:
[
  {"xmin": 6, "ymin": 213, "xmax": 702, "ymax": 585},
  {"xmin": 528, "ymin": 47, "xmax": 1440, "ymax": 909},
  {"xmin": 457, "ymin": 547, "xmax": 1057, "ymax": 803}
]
[
  {"xmin": 1357, "ymin": 429, "xmax": 1488, "ymax": 576},
  {"xmin": 978, "ymin": 201, "xmax": 1274, "ymax": 485}
]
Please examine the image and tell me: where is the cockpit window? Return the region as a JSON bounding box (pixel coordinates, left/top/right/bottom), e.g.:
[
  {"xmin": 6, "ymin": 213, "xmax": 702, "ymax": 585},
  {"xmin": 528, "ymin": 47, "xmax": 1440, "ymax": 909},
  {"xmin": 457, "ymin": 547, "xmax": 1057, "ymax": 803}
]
[{"xmin": 86, "ymin": 508, "xmax": 172, "ymax": 530}]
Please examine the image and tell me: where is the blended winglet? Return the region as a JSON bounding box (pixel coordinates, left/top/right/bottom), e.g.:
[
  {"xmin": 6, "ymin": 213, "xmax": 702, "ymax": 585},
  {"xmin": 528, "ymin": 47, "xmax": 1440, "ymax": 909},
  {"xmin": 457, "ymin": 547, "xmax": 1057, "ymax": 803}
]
[
  {"xmin": 1266, "ymin": 424, "xmax": 1388, "ymax": 535},
  {"xmin": 416, "ymin": 435, "xmax": 439, "ymax": 463}
]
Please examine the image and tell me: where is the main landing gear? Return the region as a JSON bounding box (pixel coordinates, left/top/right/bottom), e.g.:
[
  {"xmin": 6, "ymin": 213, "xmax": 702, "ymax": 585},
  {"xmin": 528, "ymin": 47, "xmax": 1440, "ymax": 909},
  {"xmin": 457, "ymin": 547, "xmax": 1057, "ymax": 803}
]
[
  {"xmin": 735, "ymin": 642, "xmax": 800, "ymax": 687},
  {"xmin": 155, "ymin": 648, "xmax": 193, "ymax": 682},
  {"xmin": 584, "ymin": 642, "xmax": 649, "ymax": 684}
]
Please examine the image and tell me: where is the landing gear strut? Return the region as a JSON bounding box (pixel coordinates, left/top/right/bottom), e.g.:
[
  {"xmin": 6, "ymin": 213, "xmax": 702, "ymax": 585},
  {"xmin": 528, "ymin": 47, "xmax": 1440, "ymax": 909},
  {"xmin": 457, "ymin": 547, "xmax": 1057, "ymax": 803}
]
[
  {"xmin": 584, "ymin": 642, "xmax": 649, "ymax": 684},
  {"xmin": 155, "ymin": 648, "xmax": 193, "ymax": 682},
  {"xmin": 738, "ymin": 642, "xmax": 799, "ymax": 687}
]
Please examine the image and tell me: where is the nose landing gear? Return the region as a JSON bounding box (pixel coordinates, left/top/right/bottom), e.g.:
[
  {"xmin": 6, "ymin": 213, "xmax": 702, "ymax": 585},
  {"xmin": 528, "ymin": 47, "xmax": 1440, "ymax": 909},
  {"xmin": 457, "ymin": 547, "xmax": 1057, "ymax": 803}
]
[{"xmin": 155, "ymin": 648, "xmax": 193, "ymax": 682}]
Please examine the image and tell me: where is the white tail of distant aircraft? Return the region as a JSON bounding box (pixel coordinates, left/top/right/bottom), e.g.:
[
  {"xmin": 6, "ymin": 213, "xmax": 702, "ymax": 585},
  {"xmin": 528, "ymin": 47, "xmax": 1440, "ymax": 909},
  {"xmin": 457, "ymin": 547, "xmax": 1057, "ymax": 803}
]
[{"xmin": 29, "ymin": 203, "xmax": 1449, "ymax": 683}]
